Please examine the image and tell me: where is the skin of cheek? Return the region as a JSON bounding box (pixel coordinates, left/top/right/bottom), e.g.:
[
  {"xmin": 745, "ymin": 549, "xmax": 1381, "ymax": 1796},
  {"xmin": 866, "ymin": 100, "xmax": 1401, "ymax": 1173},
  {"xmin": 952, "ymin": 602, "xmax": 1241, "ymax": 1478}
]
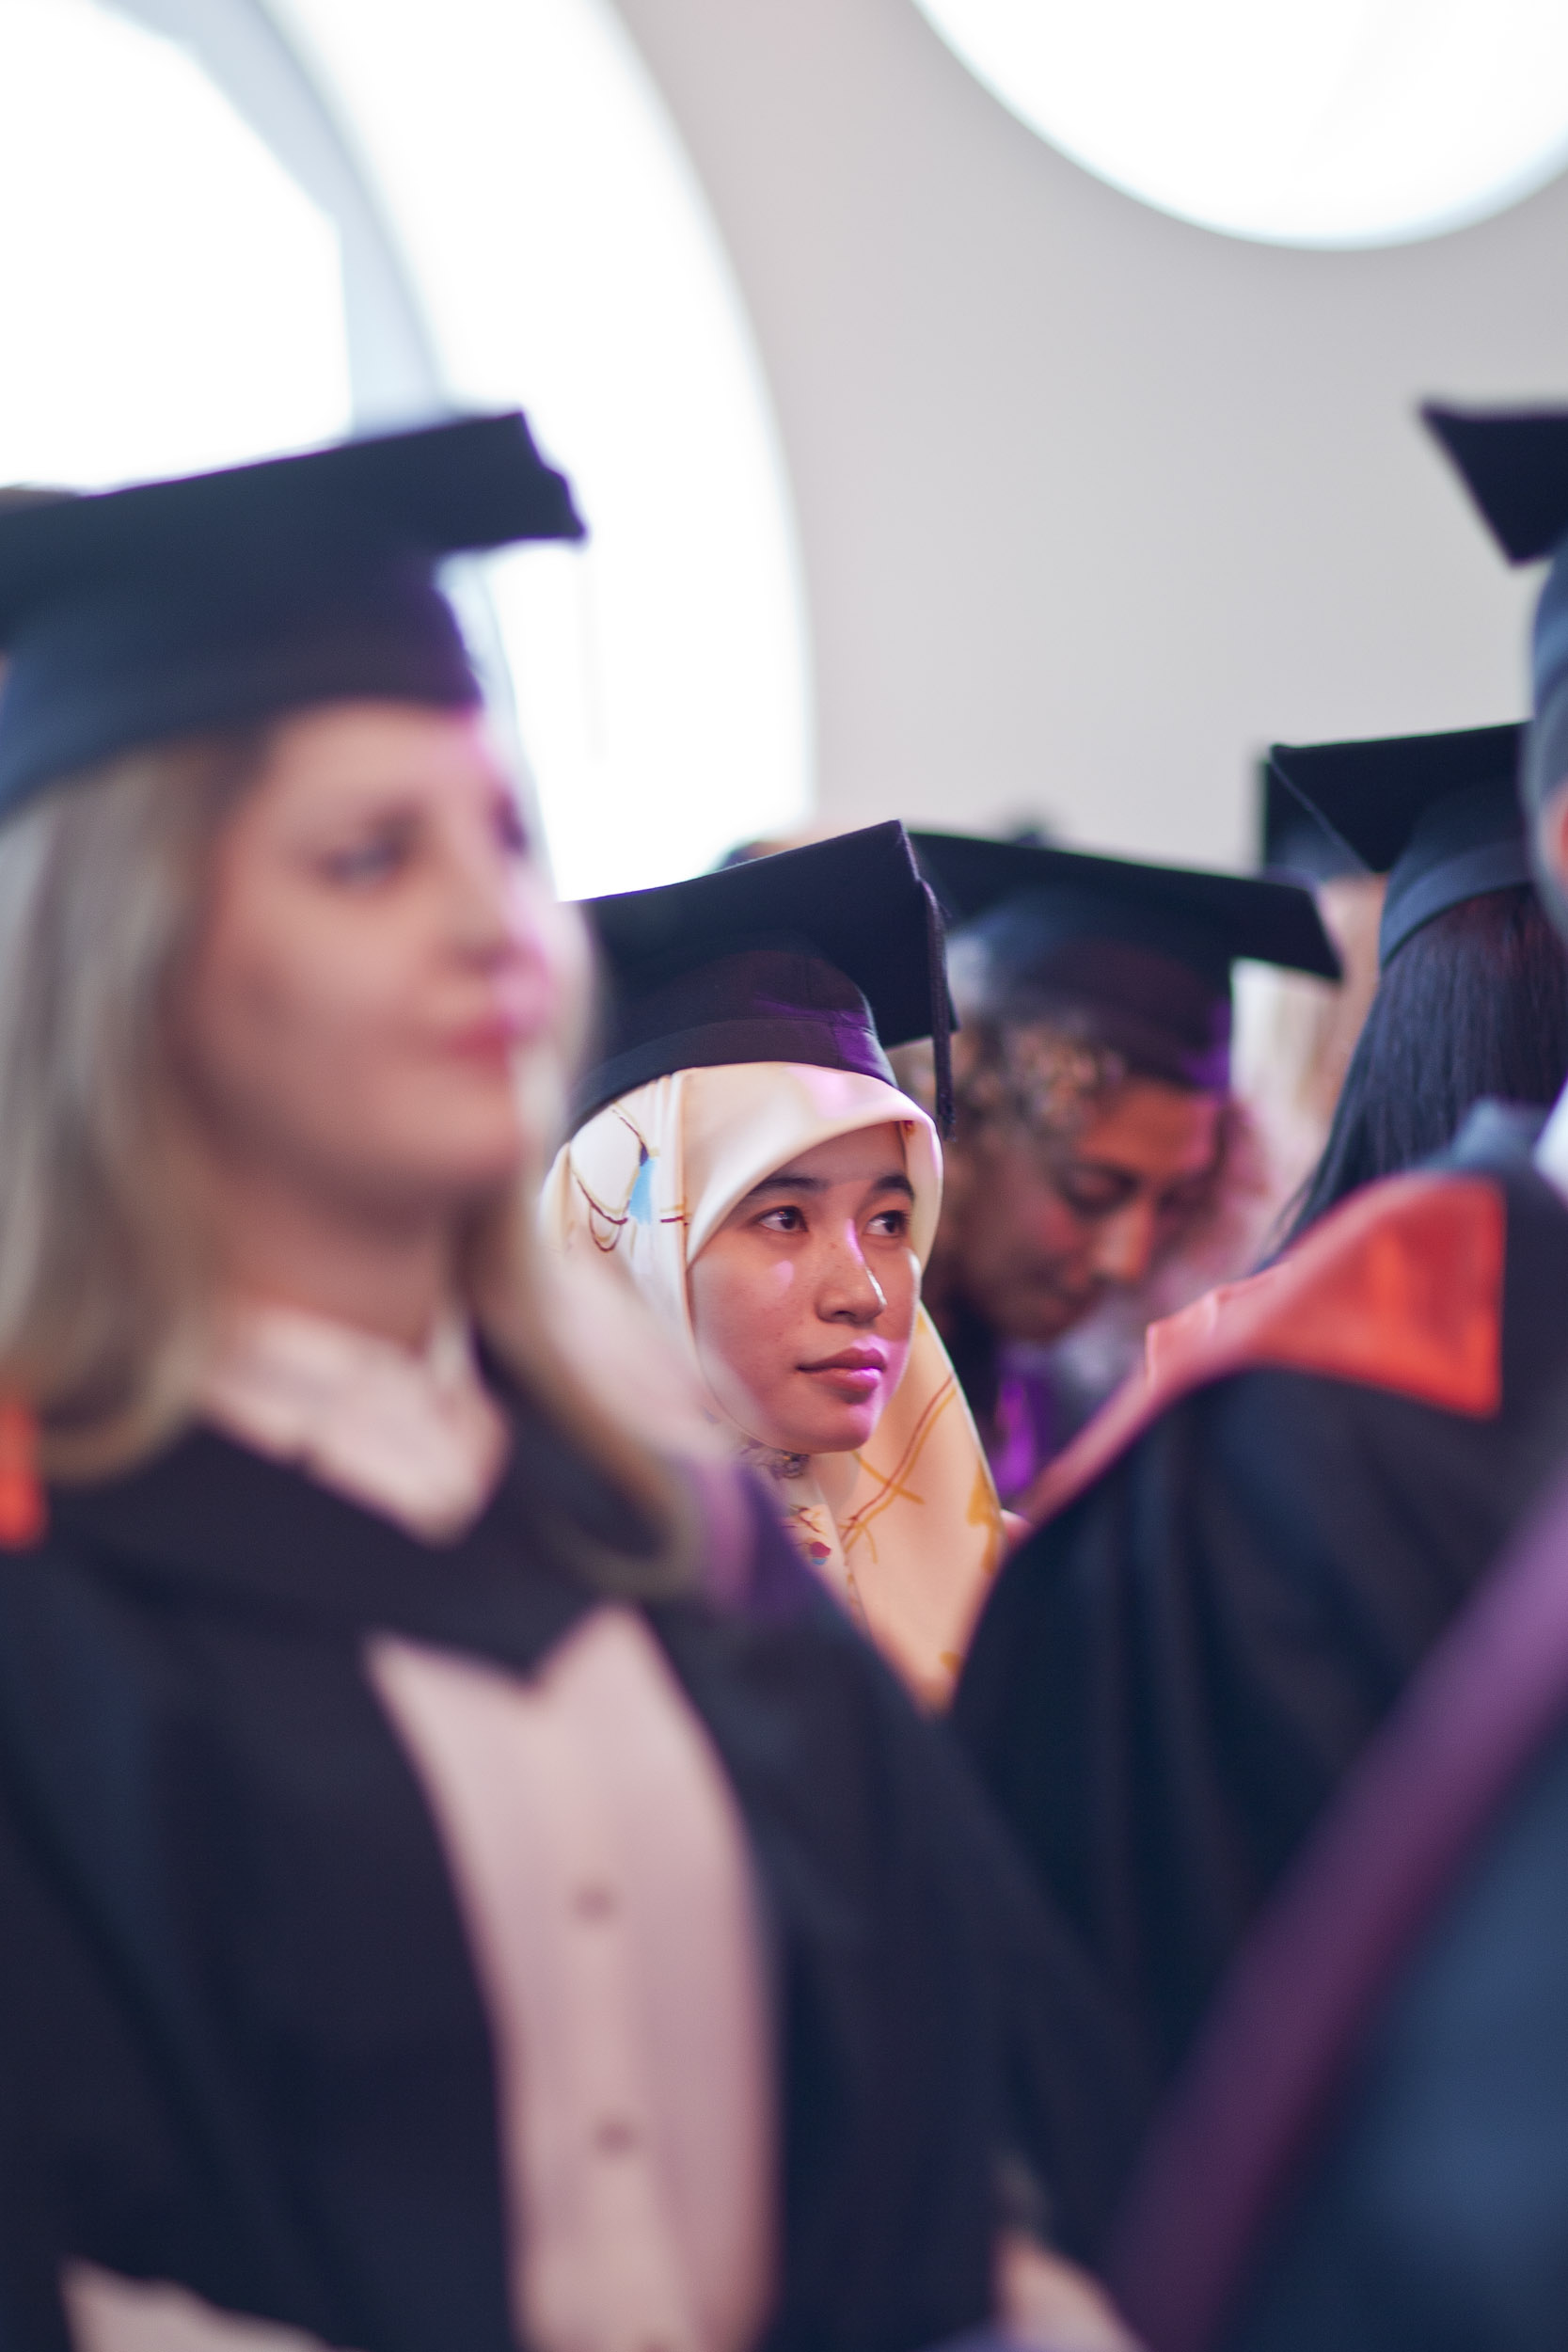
[
  {"xmin": 689, "ymin": 1230, "xmax": 919, "ymax": 1458},
  {"xmin": 183, "ymin": 891, "xmax": 531, "ymax": 1216},
  {"xmin": 689, "ymin": 1243, "xmax": 808, "ymax": 1452},
  {"xmin": 173, "ymin": 708, "xmax": 567, "ymax": 1221},
  {"xmin": 938, "ymin": 1082, "xmax": 1224, "ymax": 1345},
  {"xmin": 939, "ymin": 1136, "xmax": 1101, "ymax": 1344}
]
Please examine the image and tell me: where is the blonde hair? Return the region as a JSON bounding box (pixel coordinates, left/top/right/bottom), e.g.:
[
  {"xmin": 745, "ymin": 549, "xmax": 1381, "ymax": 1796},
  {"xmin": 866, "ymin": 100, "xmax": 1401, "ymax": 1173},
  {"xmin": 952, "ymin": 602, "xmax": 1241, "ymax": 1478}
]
[{"xmin": 0, "ymin": 733, "xmax": 696, "ymax": 1589}]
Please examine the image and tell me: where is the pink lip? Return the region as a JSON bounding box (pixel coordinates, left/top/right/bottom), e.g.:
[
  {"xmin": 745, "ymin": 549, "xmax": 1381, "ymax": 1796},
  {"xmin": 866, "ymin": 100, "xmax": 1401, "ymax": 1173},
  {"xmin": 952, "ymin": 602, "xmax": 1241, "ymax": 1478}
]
[
  {"xmin": 798, "ymin": 1346, "xmax": 888, "ymax": 1399},
  {"xmin": 442, "ymin": 1007, "xmax": 543, "ymax": 1060}
]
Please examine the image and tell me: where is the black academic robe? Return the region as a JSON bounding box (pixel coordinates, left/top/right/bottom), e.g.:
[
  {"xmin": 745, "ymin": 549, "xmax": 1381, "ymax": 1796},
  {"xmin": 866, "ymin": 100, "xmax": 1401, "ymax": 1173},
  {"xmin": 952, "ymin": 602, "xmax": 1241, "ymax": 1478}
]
[
  {"xmin": 1224, "ymin": 1708, "xmax": 1568, "ymax": 2350},
  {"xmin": 953, "ymin": 1105, "xmax": 1568, "ymax": 2085},
  {"xmin": 0, "ymin": 1399, "xmax": 1141, "ymax": 2352},
  {"xmin": 1097, "ymin": 1445, "xmax": 1568, "ymax": 2352}
]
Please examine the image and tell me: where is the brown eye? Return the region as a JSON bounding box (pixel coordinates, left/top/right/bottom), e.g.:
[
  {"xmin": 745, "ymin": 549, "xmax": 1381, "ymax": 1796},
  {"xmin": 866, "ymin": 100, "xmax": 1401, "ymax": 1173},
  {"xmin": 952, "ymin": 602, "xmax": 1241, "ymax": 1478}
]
[
  {"xmin": 1053, "ymin": 1165, "xmax": 1139, "ymax": 1220},
  {"xmin": 318, "ymin": 820, "xmax": 417, "ymax": 888}
]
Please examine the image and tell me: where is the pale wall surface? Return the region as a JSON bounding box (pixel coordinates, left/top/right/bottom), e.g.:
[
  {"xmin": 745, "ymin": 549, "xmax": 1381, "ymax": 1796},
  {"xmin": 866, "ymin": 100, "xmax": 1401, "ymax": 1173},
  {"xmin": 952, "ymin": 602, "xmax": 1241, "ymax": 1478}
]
[{"xmin": 610, "ymin": 0, "xmax": 1568, "ymax": 866}]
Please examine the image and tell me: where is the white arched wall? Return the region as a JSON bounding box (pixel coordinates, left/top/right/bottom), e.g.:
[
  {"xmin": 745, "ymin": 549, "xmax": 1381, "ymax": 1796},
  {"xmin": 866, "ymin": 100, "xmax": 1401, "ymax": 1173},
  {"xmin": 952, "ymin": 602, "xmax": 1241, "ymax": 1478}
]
[{"xmin": 610, "ymin": 0, "xmax": 1568, "ymax": 867}]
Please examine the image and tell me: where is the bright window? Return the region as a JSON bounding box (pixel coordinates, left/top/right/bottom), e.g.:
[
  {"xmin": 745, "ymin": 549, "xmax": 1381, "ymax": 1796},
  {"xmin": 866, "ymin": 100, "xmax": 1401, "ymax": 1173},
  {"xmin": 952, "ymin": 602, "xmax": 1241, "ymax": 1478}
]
[
  {"xmin": 0, "ymin": 0, "xmax": 811, "ymax": 896},
  {"xmin": 913, "ymin": 0, "xmax": 1568, "ymax": 248},
  {"xmin": 0, "ymin": 0, "xmax": 350, "ymax": 485}
]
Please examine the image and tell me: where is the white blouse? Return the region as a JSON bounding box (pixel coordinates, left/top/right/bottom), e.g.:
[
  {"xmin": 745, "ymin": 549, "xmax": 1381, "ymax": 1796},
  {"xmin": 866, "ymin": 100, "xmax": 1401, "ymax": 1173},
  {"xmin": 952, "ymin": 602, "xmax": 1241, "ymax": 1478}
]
[
  {"xmin": 64, "ymin": 1303, "xmax": 776, "ymax": 2352},
  {"xmin": 198, "ymin": 1301, "xmax": 510, "ymax": 1542}
]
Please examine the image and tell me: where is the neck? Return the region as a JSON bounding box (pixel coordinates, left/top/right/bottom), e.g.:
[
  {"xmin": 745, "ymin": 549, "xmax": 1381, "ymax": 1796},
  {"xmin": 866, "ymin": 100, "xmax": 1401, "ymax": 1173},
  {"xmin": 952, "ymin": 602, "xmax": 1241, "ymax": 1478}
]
[{"xmin": 201, "ymin": 1157, "xmax": 460, "ymax": 1351}]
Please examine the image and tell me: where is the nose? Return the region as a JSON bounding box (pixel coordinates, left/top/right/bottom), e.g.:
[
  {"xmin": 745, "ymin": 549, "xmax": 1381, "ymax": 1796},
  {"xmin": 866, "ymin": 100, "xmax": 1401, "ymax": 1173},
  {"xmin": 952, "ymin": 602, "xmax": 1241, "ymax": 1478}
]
[
  {"xmin": 1088, "ymin": 1194, "xmax": 1161, "ymax": 1288},
  {"xmin": 819, "ymin": 1225, "xmax": 886, "ymax": 1326},
  {"xmin": 447, "ymin": 818, "xmax": 534, "ymax": 966}
]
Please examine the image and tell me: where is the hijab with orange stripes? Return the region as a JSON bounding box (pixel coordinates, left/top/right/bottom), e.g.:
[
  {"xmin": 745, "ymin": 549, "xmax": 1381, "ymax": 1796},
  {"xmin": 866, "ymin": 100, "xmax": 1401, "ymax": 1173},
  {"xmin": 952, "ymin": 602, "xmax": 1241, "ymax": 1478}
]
[{"xmin": 542, "ymin": 1061, "xmax": 1005, "ymax": 1707}]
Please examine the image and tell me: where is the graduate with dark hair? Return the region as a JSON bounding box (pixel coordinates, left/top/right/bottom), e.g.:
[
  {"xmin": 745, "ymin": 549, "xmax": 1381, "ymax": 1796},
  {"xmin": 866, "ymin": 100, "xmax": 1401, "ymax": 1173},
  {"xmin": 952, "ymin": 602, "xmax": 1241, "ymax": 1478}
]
[
  {"xmin": 1101, "ymin": 406, "xmax": 1568, "ymax": 2352},
  {"xmin": 1272, "ymin": 723, "xmax": 1568, "ymax": 1240},
  {"xmin": 953, "ymin": 407, "xmax": 1568, "ymax": 2100},
  {"xmin": 906, "ymin": 834, "xmax": 1338, "ymax": 1500}
]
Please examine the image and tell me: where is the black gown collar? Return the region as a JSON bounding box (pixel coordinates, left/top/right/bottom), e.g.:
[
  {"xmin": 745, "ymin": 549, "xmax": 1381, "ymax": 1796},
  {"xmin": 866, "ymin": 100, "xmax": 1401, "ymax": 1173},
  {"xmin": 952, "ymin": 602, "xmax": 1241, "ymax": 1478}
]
[{"xmin": 40, "ymin": 1410, "xmax": 625, "ymax": 1674}]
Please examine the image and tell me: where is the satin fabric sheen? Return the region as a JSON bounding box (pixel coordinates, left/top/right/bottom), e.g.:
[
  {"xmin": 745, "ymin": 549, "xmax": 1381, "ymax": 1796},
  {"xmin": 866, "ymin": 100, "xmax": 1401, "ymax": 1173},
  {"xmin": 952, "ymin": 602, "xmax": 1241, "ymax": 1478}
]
[{"xmin": 542, "ymin": 1061, "xmax": 1006, "ymax": 1706}]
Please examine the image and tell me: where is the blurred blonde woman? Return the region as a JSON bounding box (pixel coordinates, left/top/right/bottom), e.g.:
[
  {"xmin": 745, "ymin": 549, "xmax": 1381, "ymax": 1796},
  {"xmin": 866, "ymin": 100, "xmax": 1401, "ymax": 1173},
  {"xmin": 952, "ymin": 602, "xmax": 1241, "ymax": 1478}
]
[{"xmin": 0, "ymin": 425, "xmax": 1138, "ymax": 2352}]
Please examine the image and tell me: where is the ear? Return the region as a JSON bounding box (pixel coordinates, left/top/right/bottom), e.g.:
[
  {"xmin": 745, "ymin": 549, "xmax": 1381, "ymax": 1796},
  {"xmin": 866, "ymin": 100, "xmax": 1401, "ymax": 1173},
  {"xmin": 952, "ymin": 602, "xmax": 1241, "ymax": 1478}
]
[{"xmin": 1537, "ymin": 779, "xmax": 1568, "ymax": 898}]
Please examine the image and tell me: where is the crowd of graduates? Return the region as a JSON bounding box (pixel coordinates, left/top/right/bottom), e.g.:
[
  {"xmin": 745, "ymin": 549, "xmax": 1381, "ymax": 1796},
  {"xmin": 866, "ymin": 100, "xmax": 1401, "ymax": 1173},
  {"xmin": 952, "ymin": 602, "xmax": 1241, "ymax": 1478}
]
[{"xmin": 2, "ymin": 390, "xmax": 1568, "ymax": 2352}]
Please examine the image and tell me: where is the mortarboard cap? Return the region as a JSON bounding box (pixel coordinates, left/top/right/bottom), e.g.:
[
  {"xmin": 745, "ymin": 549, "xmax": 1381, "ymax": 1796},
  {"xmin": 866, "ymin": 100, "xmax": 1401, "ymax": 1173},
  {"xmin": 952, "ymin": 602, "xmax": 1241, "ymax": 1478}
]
[
  {"xmin": 0, "ymin": 411, "xmax": 583, "ymax": 818},
  {"xmin": 911, "ymin": 831, "xmax": 1339, "ymax": 1091},
  {"xmin": 1422, "ymin": 405, "xmax": 1568, "ymax": 564},
  {"xmin": 1258, "ymin": 756, "xmax": 1363, "ymax": 883},
  {"xmin": 572, "ymin": 821, "xmax": 953, "ymax": 1134},
  {"xmin": 1423, "ymin": 405, "xmax": 1568, "ymax": 741},
  {"xmin": 1268, "ymin": 723, "xmax": 1528, "ymax": 968}
]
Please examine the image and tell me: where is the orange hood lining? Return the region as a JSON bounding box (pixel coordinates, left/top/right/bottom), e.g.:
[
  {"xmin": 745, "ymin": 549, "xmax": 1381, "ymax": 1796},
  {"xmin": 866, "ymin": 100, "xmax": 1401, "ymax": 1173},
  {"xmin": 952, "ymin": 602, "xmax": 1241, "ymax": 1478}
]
[{"xmin": 1020, "ymin": 1174, "xmax": 1505, "ymax": 1530}]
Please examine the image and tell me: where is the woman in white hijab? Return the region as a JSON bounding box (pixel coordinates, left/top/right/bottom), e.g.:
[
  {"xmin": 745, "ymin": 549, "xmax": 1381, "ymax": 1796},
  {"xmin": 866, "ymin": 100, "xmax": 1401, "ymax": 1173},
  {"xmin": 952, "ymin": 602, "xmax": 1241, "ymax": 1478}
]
[{"xmin": 544, "ymin": 826, "xmax": 1008, "ymax": 1708}]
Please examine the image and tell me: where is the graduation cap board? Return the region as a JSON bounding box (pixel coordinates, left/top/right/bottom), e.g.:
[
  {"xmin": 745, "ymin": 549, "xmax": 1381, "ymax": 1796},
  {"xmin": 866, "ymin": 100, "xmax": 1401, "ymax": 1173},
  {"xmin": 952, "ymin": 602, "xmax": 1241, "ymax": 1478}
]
[
  {"xmin": 911, "ymin": 830, "xmax": 1340, "ymax": 1092},
  {"xmin": 0, "ymin": 411, "xmax": 583, "ymax": 817},
  {"xmin": 571, "ymin": 821, "xmax": 953, "ymax": 1134},
  {"xmin": 1424, "ymin": 404, "xmax": 1568, "ymax": 750},
  {"xmin": 1269, "ymin": 723, "xmax": 1528, "ymax": 969},
  {"xmin": 1259, "ymin": 757, "xmax": 1365, "ymax": 884}
]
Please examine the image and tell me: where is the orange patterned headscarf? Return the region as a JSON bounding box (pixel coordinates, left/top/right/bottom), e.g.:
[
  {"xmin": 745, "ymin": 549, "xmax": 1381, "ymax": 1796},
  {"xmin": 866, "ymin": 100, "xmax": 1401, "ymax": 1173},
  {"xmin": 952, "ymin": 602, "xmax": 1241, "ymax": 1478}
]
[{"xmin": 541, "ymin": 1063, "xmax": 1005, "ymax": 1707}]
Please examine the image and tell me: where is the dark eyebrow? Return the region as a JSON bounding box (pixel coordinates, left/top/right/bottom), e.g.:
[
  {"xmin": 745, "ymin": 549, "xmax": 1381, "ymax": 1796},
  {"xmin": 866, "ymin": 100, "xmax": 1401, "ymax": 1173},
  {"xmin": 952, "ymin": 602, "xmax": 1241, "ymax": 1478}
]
[
  {"xmin": 742, "ymin": 1174, "xmax": 825, "ymax": 1203},
  {"xmin": 742, "ymin": 1168, "xmax": 914, "ymax": 1207}
]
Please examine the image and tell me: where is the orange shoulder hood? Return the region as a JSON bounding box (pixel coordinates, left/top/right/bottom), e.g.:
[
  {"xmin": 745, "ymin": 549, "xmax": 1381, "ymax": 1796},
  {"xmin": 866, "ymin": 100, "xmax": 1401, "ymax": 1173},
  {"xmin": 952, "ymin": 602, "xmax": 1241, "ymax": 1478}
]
[{"xmin": 1020, "ymin": 1173, "xmax": 1506, "ymax": 1530}]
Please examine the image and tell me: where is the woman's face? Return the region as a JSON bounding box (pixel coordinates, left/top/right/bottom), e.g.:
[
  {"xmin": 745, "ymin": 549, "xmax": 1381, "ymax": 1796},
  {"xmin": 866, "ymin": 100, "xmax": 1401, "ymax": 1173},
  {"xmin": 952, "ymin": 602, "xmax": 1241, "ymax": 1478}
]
[
  {"xmin": 173, "ymin": 700, "xmax": 582, "ymax": 1225},
  {"xmin": 688, "ymin": 1121, "xmax": 921, "ymax": 1456}
]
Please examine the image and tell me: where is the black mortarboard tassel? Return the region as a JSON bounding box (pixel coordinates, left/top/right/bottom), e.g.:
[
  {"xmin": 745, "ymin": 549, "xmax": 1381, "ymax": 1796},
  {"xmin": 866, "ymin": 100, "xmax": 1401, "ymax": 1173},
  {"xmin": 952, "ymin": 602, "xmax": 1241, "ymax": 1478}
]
[
  {"xmin": 911, "ymin": 830, "xmax": 1339, "ymax": 1092},
  {"xmin": 0, "ymin": 411, "xmax": 583, "ymax": 817},
  {"xmin": 572, "ymin": 820, "xmax": 957, "ymax": 1135},
  {"xmin": 922, "ymin": 876, "xmax": 955, "ymax": 1136},
  {"xmin": 1268, "ymin": 723, "xmax": 1528, "ymax": 967}
]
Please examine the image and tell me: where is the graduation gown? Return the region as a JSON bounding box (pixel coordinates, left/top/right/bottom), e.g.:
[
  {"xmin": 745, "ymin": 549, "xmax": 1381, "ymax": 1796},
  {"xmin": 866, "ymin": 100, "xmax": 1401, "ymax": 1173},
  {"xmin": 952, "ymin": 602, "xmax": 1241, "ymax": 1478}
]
[
  {"xmin": 953, "ymin": 1104, "xmax": 1568, "ymax": 2081},
  {"xmin": 940, "ymin": 1302, "xmax": 1074, "ymax": 1510},
  {"xmin": 1103, "ymin": 1451, "xmax": 1568, "ymax": 2352},
  {"xmin": 0, "ymin": 1398, "xmax": 1140, "ymax": 2352},
  {"xmin": 1225, "ymin": 1707, "xmax": 1568, "ymax": 2350}
]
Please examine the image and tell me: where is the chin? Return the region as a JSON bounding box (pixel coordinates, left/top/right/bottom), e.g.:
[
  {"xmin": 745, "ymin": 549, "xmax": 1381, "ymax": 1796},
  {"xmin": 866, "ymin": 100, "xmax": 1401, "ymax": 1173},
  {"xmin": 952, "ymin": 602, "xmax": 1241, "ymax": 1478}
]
[
  {"xmin": 1006, "ymin": 1311, "xmax": 1080, "ymax": 1346},
  {"xmin": 437, "ymin": 1150, "xmax": 531, "ymax": 1206},
  {"xmin": 389, "ymin": 1104, "xmax": 531, "ymax": 1191},
  {"xmin": 987, "ymin": 1282, "xmax": 1097, "ymax": 1345},
  {"xmin": 360, "ymin": 1137, "xmax": 528, "ymax": 1214},
  {"xmin": 791, "ymin": 1407, "xmax": 882, "ymax": 1457}
]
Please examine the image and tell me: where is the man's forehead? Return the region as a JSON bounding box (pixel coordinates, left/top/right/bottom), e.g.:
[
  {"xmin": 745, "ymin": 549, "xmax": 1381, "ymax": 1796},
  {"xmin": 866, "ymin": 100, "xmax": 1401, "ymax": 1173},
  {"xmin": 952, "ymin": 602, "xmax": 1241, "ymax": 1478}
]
[{"xmin": 1069, "ymin": 1080, "xmax": 1226, "ymax": 1168}]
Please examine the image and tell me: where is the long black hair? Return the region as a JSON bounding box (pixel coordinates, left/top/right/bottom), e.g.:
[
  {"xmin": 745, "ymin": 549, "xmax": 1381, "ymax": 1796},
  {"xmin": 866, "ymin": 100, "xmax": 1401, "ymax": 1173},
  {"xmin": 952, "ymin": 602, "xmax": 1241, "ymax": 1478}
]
[{"xmin": 1282, "ymin": 884, "xmax": 1568, "ymax": 1245}]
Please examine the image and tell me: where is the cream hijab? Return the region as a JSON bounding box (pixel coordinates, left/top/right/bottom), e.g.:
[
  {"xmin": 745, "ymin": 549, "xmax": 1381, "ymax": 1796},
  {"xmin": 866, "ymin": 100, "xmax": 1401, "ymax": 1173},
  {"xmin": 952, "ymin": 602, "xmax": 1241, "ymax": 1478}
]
[{"xmin": 541, "ymin": 1062, "xmax": 1005, "ymax": 1706}]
